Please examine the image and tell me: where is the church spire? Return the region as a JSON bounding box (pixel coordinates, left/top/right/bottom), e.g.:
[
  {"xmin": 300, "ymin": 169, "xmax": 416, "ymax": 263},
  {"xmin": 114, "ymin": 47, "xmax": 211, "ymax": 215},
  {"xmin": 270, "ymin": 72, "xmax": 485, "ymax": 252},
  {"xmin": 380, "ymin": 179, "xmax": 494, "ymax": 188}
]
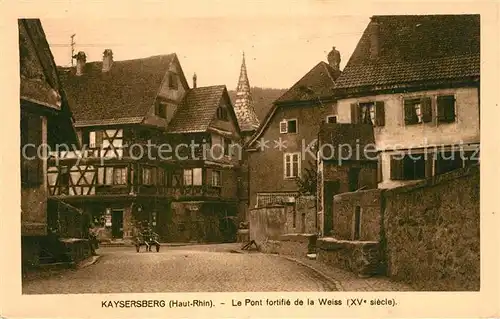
[{"xmin": 234, "ymin": 51, "xmax": 260, "ymax": 133}]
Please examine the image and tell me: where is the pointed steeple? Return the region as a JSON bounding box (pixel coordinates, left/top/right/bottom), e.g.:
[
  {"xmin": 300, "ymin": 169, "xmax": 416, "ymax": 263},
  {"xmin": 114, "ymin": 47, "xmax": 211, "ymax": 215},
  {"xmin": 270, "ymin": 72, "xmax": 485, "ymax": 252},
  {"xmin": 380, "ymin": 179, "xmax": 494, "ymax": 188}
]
[{"xmin": 233, "ymin": 51, "xmax": 260, "ymax": 133}]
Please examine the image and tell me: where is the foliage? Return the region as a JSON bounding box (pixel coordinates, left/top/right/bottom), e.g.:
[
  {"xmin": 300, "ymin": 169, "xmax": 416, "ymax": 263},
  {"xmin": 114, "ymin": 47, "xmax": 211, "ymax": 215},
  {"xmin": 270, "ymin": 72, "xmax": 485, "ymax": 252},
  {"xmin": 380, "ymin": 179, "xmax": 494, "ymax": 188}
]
[{"xmin": 296, "ymin": 159, "xmax": 318, "ymax": 196}]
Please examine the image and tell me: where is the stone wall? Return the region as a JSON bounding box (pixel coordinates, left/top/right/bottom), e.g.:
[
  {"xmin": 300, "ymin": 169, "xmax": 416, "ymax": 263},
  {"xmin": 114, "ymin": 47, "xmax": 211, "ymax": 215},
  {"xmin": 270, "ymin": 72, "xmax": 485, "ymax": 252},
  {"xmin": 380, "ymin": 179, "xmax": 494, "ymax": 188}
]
[
  {"xmin": 248, "ymin": 205, "xmax": 286, "ymax": 245},
  {"xmin": 322, "ymin": 165, "xmax": 480, "ymax": 289},
  {"xmin": 332, "ymin": 189, "xmax": 383, "ymax": 241},
  {"xmin": 383, "ymin": 165, "xmax": 480, "ymax": 291},
  {"xmin": 317, "ymin": 238, "xmax": 382, "ymax": 277},
  {"xmin": 260, "ymin": 234, "xmax": 317, "ymax": 258},
  {"xmin": 285, "ymin": 196, "xmax": 316, "ymax": 234}
]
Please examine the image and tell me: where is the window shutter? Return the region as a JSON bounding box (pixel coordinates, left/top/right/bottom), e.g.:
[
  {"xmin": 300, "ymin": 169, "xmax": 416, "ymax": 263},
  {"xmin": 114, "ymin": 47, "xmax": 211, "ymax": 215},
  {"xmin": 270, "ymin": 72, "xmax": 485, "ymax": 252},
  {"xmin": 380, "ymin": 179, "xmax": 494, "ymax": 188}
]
[
  {"xmin": 375, "ymin": 101, "xmax": 385, "ymax": 126},
  {"xmin": 437, "ymin": 95, "xmax": 455, "ymax": 122},
  {"xmin": 280, "ymin": 120, "xmax": 288, "ymax": 133},
  {"xmin": 390, "ymin": 156, "xmax": 403, "ymax": 180},
  {"xmin": 421, "ymin": 97, "xmax": 432, "ymax": 123},
  {"xmin": 445, "ymin": 96, "xmax": 456, "ymax": 122},
  {"xmin": 404, "ymin": 100, "xmax": 417, "ymax": 125},
  {"xmin": 350, "ymin": 103, "xmax": 359, "ymax": 124}
]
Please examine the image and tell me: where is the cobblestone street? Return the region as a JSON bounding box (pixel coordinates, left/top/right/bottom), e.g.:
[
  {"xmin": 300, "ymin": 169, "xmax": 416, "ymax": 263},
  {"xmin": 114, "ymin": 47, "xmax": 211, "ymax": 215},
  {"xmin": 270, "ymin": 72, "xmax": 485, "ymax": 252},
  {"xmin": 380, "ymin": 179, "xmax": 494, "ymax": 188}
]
[{"xmin": 22, "ymin": 245, "xmax": 337, "ymax": 294}]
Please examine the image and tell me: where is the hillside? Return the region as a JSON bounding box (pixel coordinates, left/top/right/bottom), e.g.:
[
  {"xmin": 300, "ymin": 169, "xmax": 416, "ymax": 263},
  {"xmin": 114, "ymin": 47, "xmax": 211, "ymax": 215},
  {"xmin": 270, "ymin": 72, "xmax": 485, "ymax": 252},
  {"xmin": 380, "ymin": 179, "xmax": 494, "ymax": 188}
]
[{"xmin": 228, "ymin": 87, "xmax": 287, "ymax": 122}]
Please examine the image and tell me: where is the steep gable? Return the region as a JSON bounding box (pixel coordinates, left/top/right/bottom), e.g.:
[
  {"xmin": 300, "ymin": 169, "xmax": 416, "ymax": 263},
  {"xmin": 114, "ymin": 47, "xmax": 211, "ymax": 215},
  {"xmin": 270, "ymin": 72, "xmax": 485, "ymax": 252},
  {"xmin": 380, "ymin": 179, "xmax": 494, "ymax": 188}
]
[
  {"xmin": 275, "ymin": 61, "xmax": 339, "ymax": 103},
  {"xmin": 19, "ymin": 19, "xmax": 78, "ymax": 145},
  {"xmin": 59, "ymin": 53, "xmax": 178, "ymax": 127},
  {"xmin": 167, "ymin": 85, "xmax": 229, "ymax": 134},
  {"xmin": 247, "ymin": 60, "xmax": 340, "ymax": 148}
]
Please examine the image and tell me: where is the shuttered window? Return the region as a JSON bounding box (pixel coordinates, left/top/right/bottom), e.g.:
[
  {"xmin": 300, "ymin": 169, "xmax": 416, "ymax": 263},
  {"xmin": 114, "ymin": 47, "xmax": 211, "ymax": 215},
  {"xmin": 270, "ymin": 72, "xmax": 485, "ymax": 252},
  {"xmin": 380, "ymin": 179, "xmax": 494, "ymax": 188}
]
[
  {"xmin": 351, "ymin": 102, "xmax": 385, "ymax": 126},
  {"xmin": 435, "ymin": 151, "xmax": 463, "ymax": 175},
  {"xmin": 404, "ymin": 99, "xmax": 420, "ymax": 125},
  {"xmin": 375, "ymin": 101, "xmax": 385, "ymax": 126},
  {"xmin": 437, "ymin": 95, "xmax": 456, "ymax": 123},
  {"xmin": 421, "ymin": 97, "xmax": 433, "ymax": 123},
  {"xmin": 390, "ymin": 153, "xmax": 426, "ymax": 180}
]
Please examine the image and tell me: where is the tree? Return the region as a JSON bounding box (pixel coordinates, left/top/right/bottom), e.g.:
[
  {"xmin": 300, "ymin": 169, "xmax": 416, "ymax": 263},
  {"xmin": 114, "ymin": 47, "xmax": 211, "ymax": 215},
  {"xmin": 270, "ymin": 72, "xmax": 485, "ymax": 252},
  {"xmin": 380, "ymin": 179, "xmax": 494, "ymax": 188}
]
[{"xmin": 296, "ymin": 159, "xmax": 318, "ymax": 196}]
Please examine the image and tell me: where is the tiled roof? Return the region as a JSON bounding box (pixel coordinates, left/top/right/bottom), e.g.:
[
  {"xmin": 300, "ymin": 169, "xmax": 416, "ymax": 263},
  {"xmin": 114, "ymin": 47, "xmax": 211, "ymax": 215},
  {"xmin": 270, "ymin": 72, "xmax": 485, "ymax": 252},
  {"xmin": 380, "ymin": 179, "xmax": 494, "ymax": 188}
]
[
  {"xmin": 246, "ymin": 61, "xmax": 341, "ymax": 148},
  {"xmin": 318, "ymin": 123, "xmax": 376, "ymax": 161},
  {"xmin": 167, "ymin": 85, "xmax": 227, "ymax": 133},
  {"xmin": 233, "ymin": 53, "xmax": 260, "ymax": 132},
  {"xmin": 59, "ymin": 54, "xmax": 176, "ymax": 125},
  {"xmin": 275, "ymin": 61, "xmax": 340, "ymax": 103},
  {"xmin": 334, "ymin": 14, "xmax": 480, "ymax": 94},
  {"xmin": 19, "ymin": 19, "xmax": 78, "ymax": 145}
]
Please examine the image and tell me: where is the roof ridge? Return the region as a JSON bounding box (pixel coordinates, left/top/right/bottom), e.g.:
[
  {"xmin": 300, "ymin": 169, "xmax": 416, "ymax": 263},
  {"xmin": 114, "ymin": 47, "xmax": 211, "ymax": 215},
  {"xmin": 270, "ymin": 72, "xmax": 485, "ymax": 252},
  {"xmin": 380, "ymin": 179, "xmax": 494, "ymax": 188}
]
[{"xmin": 84, "ymin": 53, "xmax": 177, "ymax": 65}]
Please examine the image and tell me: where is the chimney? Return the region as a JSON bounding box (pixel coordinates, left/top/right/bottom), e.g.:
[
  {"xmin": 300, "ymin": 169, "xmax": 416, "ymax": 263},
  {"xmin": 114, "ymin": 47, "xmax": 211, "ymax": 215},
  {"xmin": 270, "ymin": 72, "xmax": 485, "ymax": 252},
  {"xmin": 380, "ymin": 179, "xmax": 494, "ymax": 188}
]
[
  {"xmin": 74, "ymin": 51, "xmax": 86, "ymax": 76},
  {"xmin": 327, "ymin": 46, "xmax": 341, "ymax": 73},
  {"xmin": 369, "ymin": 20, "xmax": 380, "ymax": 59},
  {"xmin": 102, "ymin": 49, "xmax": 113, "ymax": 72},
  {"xmin": 193, "ymin": 73, "xmax": 197, "ymax": 88}
]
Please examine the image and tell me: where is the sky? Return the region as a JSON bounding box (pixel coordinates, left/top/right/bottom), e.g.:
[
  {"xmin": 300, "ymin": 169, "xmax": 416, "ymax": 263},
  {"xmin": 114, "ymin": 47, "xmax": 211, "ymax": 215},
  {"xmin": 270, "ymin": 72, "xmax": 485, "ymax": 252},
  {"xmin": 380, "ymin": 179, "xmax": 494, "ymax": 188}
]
[{"xmin": 41, "ymin": 14, "xmax": 370, "ymax": 90}]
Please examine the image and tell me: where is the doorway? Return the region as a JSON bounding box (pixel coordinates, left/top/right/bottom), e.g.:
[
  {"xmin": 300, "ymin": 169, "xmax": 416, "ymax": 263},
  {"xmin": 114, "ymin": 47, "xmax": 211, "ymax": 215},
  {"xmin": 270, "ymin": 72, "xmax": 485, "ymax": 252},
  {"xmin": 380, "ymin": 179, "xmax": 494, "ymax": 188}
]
[
  {"xmin": 111, "ymin": 210, "xmax": 124, "ymax": 238},
  {"xmin": 323, "ymin": 180, "xmax": 340, "ymax": 236}
]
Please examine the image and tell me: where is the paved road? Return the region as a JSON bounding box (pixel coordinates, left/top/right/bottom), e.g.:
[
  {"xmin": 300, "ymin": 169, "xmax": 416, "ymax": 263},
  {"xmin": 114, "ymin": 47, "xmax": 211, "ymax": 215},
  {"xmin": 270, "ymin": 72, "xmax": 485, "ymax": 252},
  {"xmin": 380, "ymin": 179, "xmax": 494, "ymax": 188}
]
[{"xmin": 22, "ymin": 245, "xmax": 336, "ymax": 294}]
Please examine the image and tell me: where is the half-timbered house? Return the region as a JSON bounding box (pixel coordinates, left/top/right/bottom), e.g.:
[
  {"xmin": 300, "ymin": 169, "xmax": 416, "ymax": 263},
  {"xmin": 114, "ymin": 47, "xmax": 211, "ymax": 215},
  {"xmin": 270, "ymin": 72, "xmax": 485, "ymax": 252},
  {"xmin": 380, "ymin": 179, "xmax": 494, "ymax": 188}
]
[{"xmin": 49, "ymin": 51, "xmax": 243, "ymax": 243}]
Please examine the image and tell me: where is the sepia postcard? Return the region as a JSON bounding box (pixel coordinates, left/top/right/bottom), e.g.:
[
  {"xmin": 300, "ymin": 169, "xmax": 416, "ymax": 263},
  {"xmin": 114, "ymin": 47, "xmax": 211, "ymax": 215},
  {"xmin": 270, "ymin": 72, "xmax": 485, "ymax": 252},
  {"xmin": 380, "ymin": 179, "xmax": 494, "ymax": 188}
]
[{"xmin": 1, "ymin": 0, "xmax": 499, "ymax": 318}]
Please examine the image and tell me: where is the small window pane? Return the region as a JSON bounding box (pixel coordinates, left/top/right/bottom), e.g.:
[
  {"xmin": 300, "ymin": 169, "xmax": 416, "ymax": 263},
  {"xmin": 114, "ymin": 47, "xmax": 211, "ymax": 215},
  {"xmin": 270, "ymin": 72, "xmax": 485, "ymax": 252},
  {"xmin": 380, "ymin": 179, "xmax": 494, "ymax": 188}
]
[
  {"xmin": 193, "ymin": 168, "xmax": 202, "ymax": 186},
  {"xmin": 97, "ymin": 167, "xmax": 104, "ymax": 184},
  {"xmin": 105, "ymin": 167, "xmax": 113, "ymax": 185},
  {"xmin": 183, "ymin": 169, "xmax": 193, "ymax": 186},
  {"xmin": 287, "ymin": 120, "xmax": 297, "ymax": 133},
  {"xmin": 89, "ymin": 132, "xmax": 96, "ymax": 148}
]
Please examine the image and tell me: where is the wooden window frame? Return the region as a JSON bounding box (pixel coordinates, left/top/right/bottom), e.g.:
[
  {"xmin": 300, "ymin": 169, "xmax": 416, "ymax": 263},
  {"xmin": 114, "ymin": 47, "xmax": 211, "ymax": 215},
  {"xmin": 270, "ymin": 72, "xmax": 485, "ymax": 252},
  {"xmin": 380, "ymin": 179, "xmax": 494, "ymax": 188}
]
[
  {"xmin": 217, "ymin": 106, "xmax": 229, "ymax": 121},
  {"xmin": 279, "ymin": 118, "xmax": 298, "ymax": 134},
  {"xmin": 212, "ymin": 170, "xmax": 222, "ymax": 187},
  {"xmin": 113, "ymin": 166, "xmax": 128, "ymax": 185},
  {"xmin": 390, "ymin": 153, "xmax": 427, "ymax": 181},
  {"xmin": 168, "ymin": 72, "xmax": 178, "ymax": 90},
  {"xmin": 155, "ymin": 101, "xmax": 167, "ymax": 119},
  {"xmin": 351, "ymin": 101, "xmax": 385, "ymax": 126},
  {"xmin": 326, "ymin": 115, "xmax": 337, "ymax": 124},
  {"xmin": 284, "ymin": 152, "xmax": 301, "ymax": 179},
  {"xmin": 404, "ymin": 97, "xmax": 432, "ymax": 125},
  {"xmin": 183, "ymin": 168, "xmax": 203, "ymax": 186},
  {"xmin": 142, "ymin": 166, "xmax": 154, "ymax": 186}
]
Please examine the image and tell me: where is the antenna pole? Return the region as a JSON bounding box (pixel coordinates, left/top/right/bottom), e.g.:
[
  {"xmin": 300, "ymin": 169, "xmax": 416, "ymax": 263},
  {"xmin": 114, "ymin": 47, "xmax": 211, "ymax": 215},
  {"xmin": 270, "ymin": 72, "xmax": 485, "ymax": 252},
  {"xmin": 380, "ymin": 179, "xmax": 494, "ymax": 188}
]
[{"xmin": 70, "ymin": 34, "xmax": 76, "ymax": 66}]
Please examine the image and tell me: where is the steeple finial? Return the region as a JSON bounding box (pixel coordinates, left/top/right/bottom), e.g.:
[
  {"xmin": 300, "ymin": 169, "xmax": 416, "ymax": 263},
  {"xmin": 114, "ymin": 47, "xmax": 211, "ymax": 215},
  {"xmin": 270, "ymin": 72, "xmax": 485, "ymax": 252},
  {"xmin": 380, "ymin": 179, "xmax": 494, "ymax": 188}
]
[{"xmin": 233, "ymin": 51, "xmax": 260, "ymax": 133}]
